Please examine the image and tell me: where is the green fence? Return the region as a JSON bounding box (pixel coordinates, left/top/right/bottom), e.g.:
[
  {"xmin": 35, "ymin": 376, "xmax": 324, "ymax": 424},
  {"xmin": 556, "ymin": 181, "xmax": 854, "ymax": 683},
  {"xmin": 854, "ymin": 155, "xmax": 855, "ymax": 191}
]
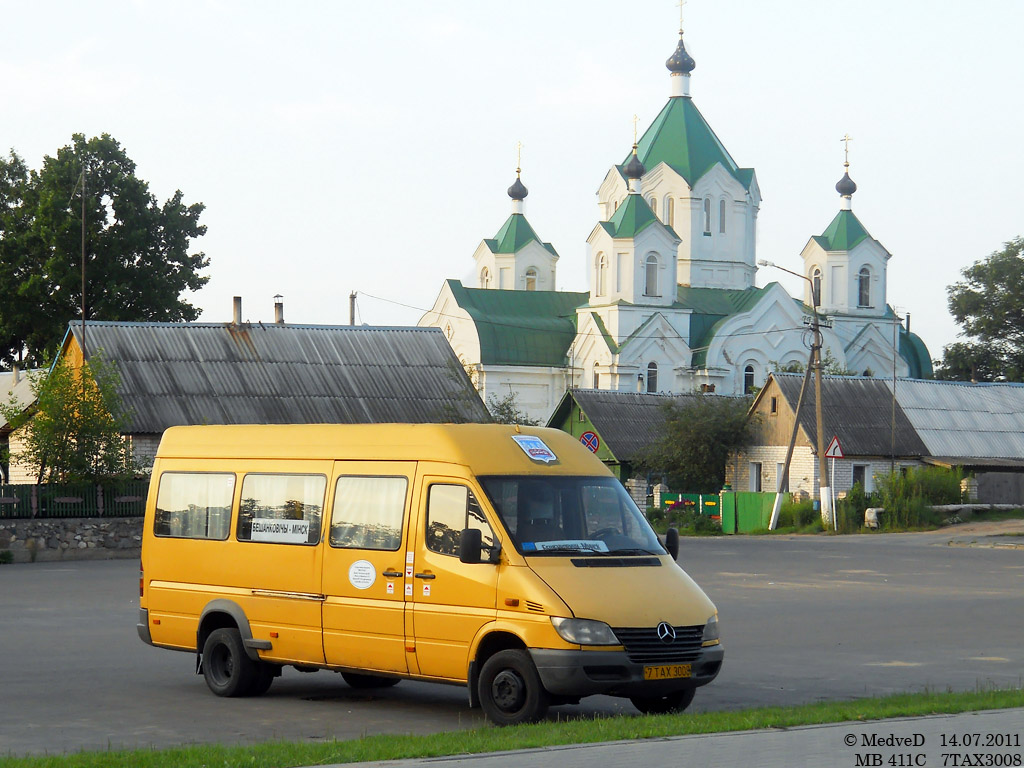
[
  {"xmin": 659, "ymin": 493, "xmax": 721, "ymax": 516},
  {"xmin": 719, "ymin": 492, "xmax": 787, "ymax": 534},
  {"xmin": 0, "ymin": 480, "xmax": 149, "ymax": 519}
]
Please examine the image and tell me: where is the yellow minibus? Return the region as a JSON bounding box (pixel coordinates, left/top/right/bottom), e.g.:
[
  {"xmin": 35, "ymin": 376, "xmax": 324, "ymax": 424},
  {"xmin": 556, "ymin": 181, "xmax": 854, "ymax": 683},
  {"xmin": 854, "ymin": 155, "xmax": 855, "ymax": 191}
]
[{"xmin": 138, "ymin": 423, "xmax": 722, "ymax": 725}]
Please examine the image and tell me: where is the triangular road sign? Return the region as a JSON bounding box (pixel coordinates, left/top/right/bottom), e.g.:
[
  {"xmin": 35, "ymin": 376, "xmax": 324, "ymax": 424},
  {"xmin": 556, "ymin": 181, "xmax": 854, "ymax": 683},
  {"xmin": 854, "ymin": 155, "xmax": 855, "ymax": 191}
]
[{"xmin": 824, "ymin": 435, "xmax": 844, "ymax": 459}]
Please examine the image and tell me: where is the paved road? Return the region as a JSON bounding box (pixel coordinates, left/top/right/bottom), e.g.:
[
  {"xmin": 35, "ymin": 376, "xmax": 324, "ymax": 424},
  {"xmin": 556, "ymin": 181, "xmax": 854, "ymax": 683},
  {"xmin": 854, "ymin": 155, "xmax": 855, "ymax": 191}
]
[{"xmin": 1, "ymin": 522, "xmax": 1022, "ymax": 756}]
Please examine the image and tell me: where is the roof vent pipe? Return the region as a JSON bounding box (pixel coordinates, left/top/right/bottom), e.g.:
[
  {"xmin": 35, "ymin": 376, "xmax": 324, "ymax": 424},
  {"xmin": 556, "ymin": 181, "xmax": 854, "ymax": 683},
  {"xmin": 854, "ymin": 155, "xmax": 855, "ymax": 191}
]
[
  {"xmin": 274, "ymin": 294, "xmax": 284, "ymax": 324},
  {"xmin": 905, "ymin": 313, "xmax": 910, "ymax": 334},
  {"xmin": 233, "ymin": 296, "xmax": 242, "ymax": 325}
]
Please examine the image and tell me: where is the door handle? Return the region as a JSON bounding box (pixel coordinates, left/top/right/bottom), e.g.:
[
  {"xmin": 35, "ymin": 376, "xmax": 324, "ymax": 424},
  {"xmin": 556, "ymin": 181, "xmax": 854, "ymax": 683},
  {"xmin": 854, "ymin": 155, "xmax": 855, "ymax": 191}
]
[
  {"xmin": 382, "ymin": 570, "xmax": 403, "ymax": 578},
  {"xmin": 414, "ymin": 572, "xmax": 436, "ymax": 580}
]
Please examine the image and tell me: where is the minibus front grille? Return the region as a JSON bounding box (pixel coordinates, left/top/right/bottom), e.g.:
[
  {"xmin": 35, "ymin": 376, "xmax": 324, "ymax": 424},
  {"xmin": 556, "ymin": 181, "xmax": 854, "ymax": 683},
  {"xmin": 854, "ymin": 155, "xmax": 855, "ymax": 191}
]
[
  {"xmin": 570, "ymin": 557, "xmax": 661, "ymax": 568},
  {"xmin": 611, "ymin": 625, "xmax": 705, "ymax": 664}
]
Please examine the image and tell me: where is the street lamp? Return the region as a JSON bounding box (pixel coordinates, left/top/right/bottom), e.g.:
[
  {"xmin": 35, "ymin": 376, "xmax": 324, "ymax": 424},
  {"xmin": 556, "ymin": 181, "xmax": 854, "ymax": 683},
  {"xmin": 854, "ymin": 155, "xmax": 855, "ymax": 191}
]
[{"xmin": 758, "ymin": 259, "xmax": 834, "ymax": 530}]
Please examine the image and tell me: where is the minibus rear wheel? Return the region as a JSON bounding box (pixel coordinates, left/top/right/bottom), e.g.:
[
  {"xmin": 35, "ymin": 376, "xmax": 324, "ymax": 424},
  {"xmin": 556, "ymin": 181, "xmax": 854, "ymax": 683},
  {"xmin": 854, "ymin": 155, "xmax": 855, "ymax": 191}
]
[
  {"xmin": 202, "ymin": 627, "xmax": 259, "ymax": 697},
  {"xmin": 478, "ymin": 649, "xmax": 549, "ymax": 726},
  {"xmin": 630, "ymin": 687, "xmax": 695, "ymax": 715}
]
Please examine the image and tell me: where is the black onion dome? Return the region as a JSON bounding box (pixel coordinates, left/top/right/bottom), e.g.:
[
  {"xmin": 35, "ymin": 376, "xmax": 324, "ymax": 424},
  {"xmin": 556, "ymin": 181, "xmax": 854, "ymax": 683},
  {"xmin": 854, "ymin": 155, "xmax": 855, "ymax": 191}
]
[
  {"xmin": 835, "ymin": 170, "xmax": 857, "ymax": 197},
  {"xmin": 507, "ymin": 175, "xmax": 528, "ymax": 200},
  {"xmin": 624, "ymin": 148, "xmax": 646, "ymax": 180},
  {"xmin": 666, "ymin": 35, "xmax": 696, "ymax": 74}
]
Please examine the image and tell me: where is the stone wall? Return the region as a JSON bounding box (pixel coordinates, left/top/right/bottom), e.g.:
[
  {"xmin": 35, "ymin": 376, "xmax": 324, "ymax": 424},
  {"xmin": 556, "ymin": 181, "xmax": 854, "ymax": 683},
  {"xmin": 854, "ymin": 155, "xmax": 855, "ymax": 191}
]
[{"xmin": 0, "ymin": 517, "xmax": 142, "ymax": 563}]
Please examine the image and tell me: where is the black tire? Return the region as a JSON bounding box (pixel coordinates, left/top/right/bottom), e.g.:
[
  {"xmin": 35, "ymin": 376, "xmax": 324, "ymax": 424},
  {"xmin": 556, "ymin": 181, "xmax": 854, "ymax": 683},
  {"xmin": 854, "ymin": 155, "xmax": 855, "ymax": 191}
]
[
  {"xmin": 630, "ymin": 687, "xmax": 696, "ymax": 715},
  {"xmin": 249, "ymin": 663, "xmax": 278, "ymax": 696},
  {"xmin": 202, "ymin": 627, "xmax": 259, "ymax": 697},
  {"xmin": 477, "ymin": 649, "xmax": 549, "ymax": 726},
  {"xmin": 341, "ymin": 672, "xmax": 401, "ymax": 689}
]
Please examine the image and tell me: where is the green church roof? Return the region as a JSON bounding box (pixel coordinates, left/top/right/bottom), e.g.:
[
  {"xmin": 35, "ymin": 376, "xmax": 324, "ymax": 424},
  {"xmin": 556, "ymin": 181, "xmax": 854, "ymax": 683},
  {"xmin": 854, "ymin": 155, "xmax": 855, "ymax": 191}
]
[
  {"xmin": 676, "ymin": 284, "xmax": 771, "ymax": 367},
  {"xmin": 484, "ymin": 213, "xmax": 558, "ymax": 256},
  {"xmin": 599, "ymin": 193, "xmax": 664, "ymax": 239},
  {"xmin": 625, "ymin": 96, "xmax": 754, "ymax": 189},
  {"xmin": 813, "ymin": 209, "xmax": 871, "ymax": 252},
  {"xmin": 446, "ymin": 280, "xmax": 587, "ymax": 367}
]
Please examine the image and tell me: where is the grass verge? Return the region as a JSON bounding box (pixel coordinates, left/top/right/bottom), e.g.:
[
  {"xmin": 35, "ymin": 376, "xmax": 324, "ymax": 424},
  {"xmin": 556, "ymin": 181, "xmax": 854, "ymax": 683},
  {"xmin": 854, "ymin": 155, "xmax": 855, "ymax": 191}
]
[{"xmin": 3, "ymin": 687, "xmax": 1023, "ymax": 768}]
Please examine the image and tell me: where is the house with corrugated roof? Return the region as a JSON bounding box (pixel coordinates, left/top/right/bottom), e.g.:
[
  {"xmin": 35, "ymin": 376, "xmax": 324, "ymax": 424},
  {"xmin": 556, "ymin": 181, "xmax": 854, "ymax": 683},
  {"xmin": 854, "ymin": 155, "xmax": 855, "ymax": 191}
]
[
  {"xmin": 419, "ymin": 27, "xmax": 931, "ymax": 423},
  {"xmin": 3, "ymin": 316, "xmax": 489, "ymax": 483},
  {"xmin": 730, "ymin": 373, "xmax": 1024, "ymax": 503}
]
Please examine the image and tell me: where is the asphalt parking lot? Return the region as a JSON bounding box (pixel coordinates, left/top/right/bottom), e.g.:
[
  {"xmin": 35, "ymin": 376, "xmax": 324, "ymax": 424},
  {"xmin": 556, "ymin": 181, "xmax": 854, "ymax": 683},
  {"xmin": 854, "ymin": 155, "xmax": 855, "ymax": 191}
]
[{"xmin": 1, "ymin": 521, "xmax": 1022, "ymax": 756}]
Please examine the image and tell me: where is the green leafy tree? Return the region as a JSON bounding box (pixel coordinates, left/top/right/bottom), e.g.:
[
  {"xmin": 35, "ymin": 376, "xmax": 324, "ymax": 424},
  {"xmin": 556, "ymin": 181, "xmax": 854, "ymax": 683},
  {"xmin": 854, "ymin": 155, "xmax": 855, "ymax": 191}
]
[
  {"xmin": 771, "ymin": 348, "xmax": 859, "ymax": 376},
  {"xmin": 1, "ymin": 356, "xmax": 139, "ymax": 483},
  {"xmin": 486, "ymin": 390, "xmax": 540, "ymax": 425},
  {"xmin": 936, "ymin": 237, "xmax": 1024, "ymax": 381},
  {"xmin": 639, "ymin": 396, "xmax": 756, "ymax": 493},
  {"xmin": 0, "ymin": 134, "xmax": 209, "ymax": 367}
]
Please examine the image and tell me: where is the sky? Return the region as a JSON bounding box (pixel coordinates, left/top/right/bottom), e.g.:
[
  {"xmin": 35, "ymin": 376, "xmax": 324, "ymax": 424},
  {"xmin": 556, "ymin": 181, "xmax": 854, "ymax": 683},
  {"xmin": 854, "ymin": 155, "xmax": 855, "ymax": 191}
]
[{"xmin": 3, "ymin": 0, "xmax": 1022, "ymax": 363}]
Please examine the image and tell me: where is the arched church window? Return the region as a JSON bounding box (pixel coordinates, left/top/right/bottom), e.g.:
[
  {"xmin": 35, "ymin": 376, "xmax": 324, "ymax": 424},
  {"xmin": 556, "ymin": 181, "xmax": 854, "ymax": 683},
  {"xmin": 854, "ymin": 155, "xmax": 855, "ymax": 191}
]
[
  {"xmin": 858, "ymin": 266, "xmax": 871, "ymax": 307},
  {"xmin": 644, "ymin": 254, "xmax": 659, "ymax": 297},
  {"xmin": 811, "ymin": 268, "xmax": 822, "ymax": 307},
  {"xmin": 703, "ymin": 198, "xmax": 712, "ymax": 235},
  {"xmin": 481, "ymin": 267, "xmax": 491, "ymax": 289},
  {"xmin": 666, "ymin": 196, "xmax": 675, "ymax": 228},
  {"xmin": 596, "ymin": 254, "xmax": 608, "ymax": 296},
  {"xmin": 744, "ymin": 365, "xmax": 755, "ymax": 395},
  {"xmin": 525, "ymin": 267, "xmax": 538, "ymax": 292},
  {"xmin": 593, "ymin": 362, "xmax": 600, "ymax": 390},
  {"xmin": 719, "ymin": 199, "xmax": 727, "ymax": 234},
  {"xmin": 648, "ymin": 196, "xmax": 658, "ymax": 220},
  {"xmin": 646, "ymin": 362, "xmax": 658, "ymax": 393}
]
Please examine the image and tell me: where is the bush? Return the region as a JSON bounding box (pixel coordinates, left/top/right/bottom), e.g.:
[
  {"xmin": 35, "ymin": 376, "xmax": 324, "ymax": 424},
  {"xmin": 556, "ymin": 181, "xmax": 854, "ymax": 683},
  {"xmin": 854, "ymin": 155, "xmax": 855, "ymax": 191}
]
[
  {"xmin": 778, "ymin": 498, "xmax": 816, "ymax": 530},
  {"xmin": 0, "ymin": 550, "xmax": 12, "ymax": 565}
]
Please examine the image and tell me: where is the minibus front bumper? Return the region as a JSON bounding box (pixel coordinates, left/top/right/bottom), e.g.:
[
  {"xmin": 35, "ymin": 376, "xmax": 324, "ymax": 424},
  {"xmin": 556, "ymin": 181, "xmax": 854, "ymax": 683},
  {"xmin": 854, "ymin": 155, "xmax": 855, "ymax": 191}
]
[{"xmin": 529, "ymin": 644, "xmax": 724, "ymax": 698}]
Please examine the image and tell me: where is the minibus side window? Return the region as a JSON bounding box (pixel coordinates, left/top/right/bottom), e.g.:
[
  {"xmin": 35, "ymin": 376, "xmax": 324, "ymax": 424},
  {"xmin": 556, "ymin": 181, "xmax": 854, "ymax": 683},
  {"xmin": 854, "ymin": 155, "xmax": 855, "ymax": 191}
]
[
  {"xmin": 154, "ymin": 472, "xmax": 235, "ymax": 540},
  {"xmin": 426, "ymin": 484, "xmax": 494, "ymax": 560},
  {"xmin": 236, "ymin": 474, "xmax": 326, "ymax": 545},
  {"xmin": 330, "ymin": 476, "xmax": 407, "ymax": 551}
]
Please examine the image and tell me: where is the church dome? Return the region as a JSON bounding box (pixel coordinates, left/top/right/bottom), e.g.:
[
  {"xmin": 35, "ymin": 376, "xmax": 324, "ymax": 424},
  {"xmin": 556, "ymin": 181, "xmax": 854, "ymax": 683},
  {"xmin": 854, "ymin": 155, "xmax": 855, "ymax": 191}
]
[
  {"xmin": 666, "ymin": 34, "xmax": 696, "ymax": 74},
  {"xmin": 507, "ymin": 175, "xmax": 528, "ymax": 201},
  {"xmin": 836, "ymin": 170, "xmax": 857, "ymax": 197},
  {"xmin": 624, "ymin": 146, "xmax": 646, "ymax": 180}
]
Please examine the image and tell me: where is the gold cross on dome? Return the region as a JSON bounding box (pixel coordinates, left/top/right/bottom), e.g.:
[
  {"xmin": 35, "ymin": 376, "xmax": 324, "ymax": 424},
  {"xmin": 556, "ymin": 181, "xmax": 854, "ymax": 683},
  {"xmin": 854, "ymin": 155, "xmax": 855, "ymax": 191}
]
[
  {"xmin": 632, "ymin": 114, "xmax": 639, "ymax": 145},
  {"xmin": 515, "ymin": 140, "xmax": 523, "ymax": 175},
  {"xmin": 841, "ymin": 133, "xmax": 853, "ymax": 166},
  {"xmin": 677, "ymin": 0, "xmax": 686, "ymax": 33}
]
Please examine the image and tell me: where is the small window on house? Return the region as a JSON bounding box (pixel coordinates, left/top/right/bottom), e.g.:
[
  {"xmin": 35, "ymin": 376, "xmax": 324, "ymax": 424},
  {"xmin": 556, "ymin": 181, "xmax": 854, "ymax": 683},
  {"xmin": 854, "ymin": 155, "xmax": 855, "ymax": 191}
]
[
  {"xmin": 596, "ymin": 254, "xmax": 608, "ymax": 296},
  {"xmin": 811, "ymin": 268, "xmax": 822, "ymax": 306},
  {"xmin": 719, "ymin": 199, "xmax": 726, "ymax": 234},
  {"xmin": 525, "ymin": 267, "xmax": 538, "ymax": 292},
  {"xmin": 749, "ymin": 462, "xmax": 762, "ymax": 492},
  {"xmin": 644, "ymin": 254, "xmax": 659, "ymax": 296},
  {"xmin": 744, "ymin": 365, "xmax": 755, "ymax": 395},
  {"xmin": 646, "ymin": 362, "xmax": 658, "ymax": 393},
  {"xmin": 852, "ymin": 465, "xmax": 867, "ymax": 490},
  {"xmin": 770, "ymin": 396, "xmax": 778, "ymax": 414},
  {"xmin": 703, "ymin": 198, "xmax": 712, "ymax": 235},
  {"xmin": 578, "ymin": 410, "xmax": 586, "ymax": 423},
  {"xmin": 858, "ymin": 266, "xmax": 871, "ymax": 307},
  {"xmin": 480, "ymin": 267, "xmax": 491, "ymax": 289},
  {"xmin": 666, "ymin": 196, "xmax": 675, "ymax": 228}
]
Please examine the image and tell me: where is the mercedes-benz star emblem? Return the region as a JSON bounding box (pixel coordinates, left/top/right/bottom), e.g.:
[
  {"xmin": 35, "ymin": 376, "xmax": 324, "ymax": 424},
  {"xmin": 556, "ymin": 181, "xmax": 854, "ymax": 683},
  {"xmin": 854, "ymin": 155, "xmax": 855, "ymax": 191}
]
[{"xmin": 656, "ymin": 621, "xmax": 676, "ymax": 643}]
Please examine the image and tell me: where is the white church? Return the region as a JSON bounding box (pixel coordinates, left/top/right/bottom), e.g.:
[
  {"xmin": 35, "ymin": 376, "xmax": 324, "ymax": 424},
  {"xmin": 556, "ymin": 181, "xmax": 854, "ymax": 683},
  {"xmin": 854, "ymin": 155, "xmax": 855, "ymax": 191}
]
[{"xmin": 419, "ymin": 27, "xmax": 932, "ymax": 423}]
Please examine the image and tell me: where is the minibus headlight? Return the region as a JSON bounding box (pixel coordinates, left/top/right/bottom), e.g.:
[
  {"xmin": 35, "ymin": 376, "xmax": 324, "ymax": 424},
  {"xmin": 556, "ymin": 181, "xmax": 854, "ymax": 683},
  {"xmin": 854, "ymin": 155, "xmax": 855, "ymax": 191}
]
[
  {"xmin": 702, "ymin": 614, "xmax": 719, "ymax": 644},
  {"xmin": 550, "ymin": 617, "xmax": 619, "ymax": 646}
]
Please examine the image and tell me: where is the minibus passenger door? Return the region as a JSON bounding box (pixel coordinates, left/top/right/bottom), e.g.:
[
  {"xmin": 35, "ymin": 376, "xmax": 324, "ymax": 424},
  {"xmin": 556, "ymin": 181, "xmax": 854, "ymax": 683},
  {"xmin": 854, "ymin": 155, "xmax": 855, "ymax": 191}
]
[
  {"xmin": 321, "ymin": 463, "xmax": 415, "ymax": 674},
  {"xmin": 409, "ymin": 478, "xmax": 499, "ymax": 681}
]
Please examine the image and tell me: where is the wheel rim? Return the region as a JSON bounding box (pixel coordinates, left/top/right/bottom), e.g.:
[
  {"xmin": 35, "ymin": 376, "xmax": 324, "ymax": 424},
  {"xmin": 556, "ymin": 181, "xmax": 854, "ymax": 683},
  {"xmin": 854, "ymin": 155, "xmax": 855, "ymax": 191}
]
[
  {"xmin": 209, "ymin": 643, "xmax": 233, "ymax": 685},
  {"xmin": 490, "ymin": 669, "xmax": 526, "ymax": 713}
]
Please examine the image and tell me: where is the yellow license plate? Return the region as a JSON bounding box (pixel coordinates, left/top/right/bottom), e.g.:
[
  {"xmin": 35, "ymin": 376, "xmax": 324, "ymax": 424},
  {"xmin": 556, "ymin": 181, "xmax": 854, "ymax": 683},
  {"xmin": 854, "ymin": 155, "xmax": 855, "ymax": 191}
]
[{"xmin": 643, "ymin": 664, "xmax": 692, "ymax": 680}]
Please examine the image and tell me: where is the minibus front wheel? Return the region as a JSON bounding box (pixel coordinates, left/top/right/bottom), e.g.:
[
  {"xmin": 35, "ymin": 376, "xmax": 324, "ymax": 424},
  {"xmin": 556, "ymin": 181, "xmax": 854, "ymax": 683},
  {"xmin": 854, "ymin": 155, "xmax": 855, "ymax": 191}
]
[
  {"xmin": 478, "ymin": 649, "xmax": 549, "ymax": 726},
  {"xmin": 202, "ymin": 627, "xmax": 260, "ymax": 697}
]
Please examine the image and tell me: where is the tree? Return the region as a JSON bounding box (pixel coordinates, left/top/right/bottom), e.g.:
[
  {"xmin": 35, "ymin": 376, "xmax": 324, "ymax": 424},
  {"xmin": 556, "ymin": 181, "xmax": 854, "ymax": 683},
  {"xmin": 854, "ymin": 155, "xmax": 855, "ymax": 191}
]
[
  {"xmin": 0, "ymin": 134, "xmax": 209, "ymax": 367},
  {"xmin": 936, "ymin": 237, "xmax": 1024, "ymax": 382},
  {"xmin": 1, "ymin": 356, "xmax": 139, "ymax": 483},
  {"xmin": 486, "ymin": 390, "xmax": 540, "ymax": 425},
  {"xmin": 639, "ymin": 396, "xmax": 756, "ymax": 493}
]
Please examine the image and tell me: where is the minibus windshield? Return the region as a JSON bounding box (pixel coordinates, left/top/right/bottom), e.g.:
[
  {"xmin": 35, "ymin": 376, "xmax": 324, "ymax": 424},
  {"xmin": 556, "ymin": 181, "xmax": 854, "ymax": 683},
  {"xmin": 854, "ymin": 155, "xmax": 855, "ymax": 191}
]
[{"xmin": 478, "ymin": 475, "xmax": 664, "ymax": 556}]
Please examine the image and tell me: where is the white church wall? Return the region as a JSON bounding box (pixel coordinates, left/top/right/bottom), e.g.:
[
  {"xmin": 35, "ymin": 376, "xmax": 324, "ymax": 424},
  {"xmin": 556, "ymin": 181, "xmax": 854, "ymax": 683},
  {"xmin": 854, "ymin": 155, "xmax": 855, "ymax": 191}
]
[{"xmin": 477, "ymin": 365, "xmax": 573, "ymax": 424}]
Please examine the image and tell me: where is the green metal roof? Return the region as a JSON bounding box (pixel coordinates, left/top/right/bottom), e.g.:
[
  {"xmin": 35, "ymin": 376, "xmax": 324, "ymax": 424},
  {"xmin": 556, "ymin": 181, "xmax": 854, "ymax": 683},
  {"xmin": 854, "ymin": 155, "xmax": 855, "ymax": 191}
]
[
  {"xmin": 675, "ymin": 284, "xmax": 771, "ymax": 367},
  {"xmin": 599, "ymin": 193, "xmax": 663, "ymax": 239},
  {"xmin": 446, "ymin": 280, "xmax": 587, "ymax": 366},
  {"xmin": 813, "ymin": 209, "xmax": 871, "ymax": 251},
  {"xmin": 484, "ymin": 213, "xmax": 558, "ymax": 256},
  {"xmin": 624, "ymin": 96, "xmax": 754, "ymax": 189},
  {"xmin": 899, "ymin": 328, "xmax": 934, "ymax": 379}
]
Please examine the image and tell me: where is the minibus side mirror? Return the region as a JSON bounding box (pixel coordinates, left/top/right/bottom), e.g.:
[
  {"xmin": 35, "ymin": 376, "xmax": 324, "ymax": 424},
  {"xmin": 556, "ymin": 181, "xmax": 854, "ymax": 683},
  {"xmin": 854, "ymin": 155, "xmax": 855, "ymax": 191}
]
[
  {"xmin": 665, "ymin": 527, "xmax": 680, "ymax": 561},
  {"xmin": 459, "ymin": 528, "xmax": 483, "ymax": 564}
]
